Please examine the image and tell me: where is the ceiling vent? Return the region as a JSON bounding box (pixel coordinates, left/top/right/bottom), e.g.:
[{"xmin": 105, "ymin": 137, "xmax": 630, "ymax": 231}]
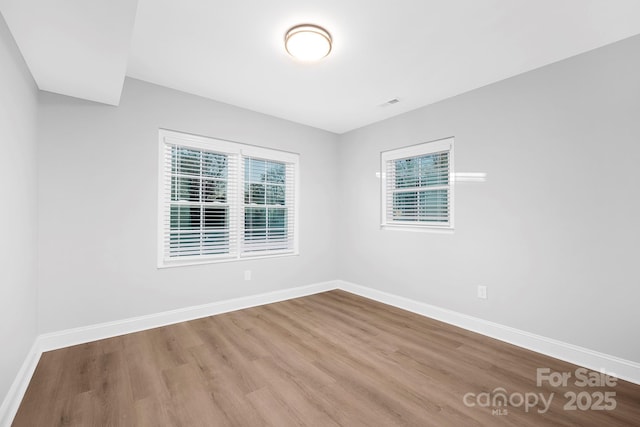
[{"xmin": 380, "ymin": 98, "xmax": 400, "ymax": 107}]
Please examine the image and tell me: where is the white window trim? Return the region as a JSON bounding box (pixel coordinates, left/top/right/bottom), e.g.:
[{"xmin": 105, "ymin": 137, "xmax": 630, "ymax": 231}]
[
  {"xmin": 157, "ymin": 129, "xmax": 299, "ymax": 268},
  {"xmin": 380, "ymin": 137, "xmax": 455, "ymax": 233}
]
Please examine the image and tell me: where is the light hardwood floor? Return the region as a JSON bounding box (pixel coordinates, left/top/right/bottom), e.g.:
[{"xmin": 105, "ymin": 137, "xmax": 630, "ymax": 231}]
[{"xmin": 12, "ymin": 290, "xmax": 640, "ymax": 426}]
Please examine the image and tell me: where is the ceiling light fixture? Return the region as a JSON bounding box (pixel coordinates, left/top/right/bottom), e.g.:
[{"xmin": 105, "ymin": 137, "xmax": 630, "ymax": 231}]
[{"xmin": 285, "ymin": 24, "xmax": 332, "ymax": 61}]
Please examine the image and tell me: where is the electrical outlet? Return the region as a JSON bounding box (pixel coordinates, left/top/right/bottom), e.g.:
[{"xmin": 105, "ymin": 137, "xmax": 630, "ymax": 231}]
[
  {"xmin": 477, "ymin": 285, "xmax": 487, "ymax": 299},
  {"xmin": 244, "ymin": 270, "xmax": 252, "ymax": 281}
]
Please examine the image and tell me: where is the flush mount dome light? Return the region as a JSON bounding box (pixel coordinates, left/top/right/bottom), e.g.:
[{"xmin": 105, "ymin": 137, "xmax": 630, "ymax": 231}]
[{"xmin": 285, "ymin": 24, "xmax": 332, "ymax": 61}]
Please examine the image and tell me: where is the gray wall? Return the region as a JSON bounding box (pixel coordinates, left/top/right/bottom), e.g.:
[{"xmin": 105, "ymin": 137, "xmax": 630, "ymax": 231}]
[
  {"xmin": 0, "ymin": 14, "xmax": 39, "ymax": 402},
  {"xmin": 37, "ymin": 78, "xmax": 339, "ymax": 333},
  {"xmin": 337, "ymin": 35, "xmax": 640, "ymax": 362}
]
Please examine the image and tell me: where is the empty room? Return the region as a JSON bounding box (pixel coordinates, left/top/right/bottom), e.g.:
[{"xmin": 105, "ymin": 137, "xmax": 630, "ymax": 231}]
[{"xmin": 1, "ymin": 1, "xmax": 639, "ymax": 426}]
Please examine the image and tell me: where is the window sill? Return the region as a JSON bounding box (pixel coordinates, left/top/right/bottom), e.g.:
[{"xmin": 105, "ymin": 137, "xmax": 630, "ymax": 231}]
[
  {"xmin": 380, "ymin": 224, "xmax": 454, "ymax": 234},
  {"xmin": 158, "ymin": 250, "xmax": 299, "ymax": 269}
]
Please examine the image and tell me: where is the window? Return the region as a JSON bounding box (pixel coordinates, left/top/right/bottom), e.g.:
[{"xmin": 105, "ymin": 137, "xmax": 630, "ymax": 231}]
[
  {"xmin": 381, "ymin": 137, "xmax": 454, "ymax": 232},
  {"xmin": 158, "ymin": 130, "xmax": 298, "ymax": 267}
]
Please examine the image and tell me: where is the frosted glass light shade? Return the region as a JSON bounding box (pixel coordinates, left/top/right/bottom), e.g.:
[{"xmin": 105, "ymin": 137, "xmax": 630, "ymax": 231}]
[{"xmin": 285, "ymin": 24, "xmax": 332, "ymax": 61}]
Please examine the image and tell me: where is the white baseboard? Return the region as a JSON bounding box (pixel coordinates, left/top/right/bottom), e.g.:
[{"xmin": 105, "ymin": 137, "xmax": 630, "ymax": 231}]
[
  {"xmin": 0, "ymin": 340, "xmax": 42, "ymax": 427},
  {"xmin": 39, "ymin": 281, "xmax": 338, "ymax": 352},
  {"xmin": 3, "ymin": 278, "xmax": 639, "ymax": 426},
  {"xmin": 337, "ymin": 280, "xmax": 640, "ymax": 385},
  {"xmin": 0, "ymin": 280, "xmax": 338, "ymax": 426}
]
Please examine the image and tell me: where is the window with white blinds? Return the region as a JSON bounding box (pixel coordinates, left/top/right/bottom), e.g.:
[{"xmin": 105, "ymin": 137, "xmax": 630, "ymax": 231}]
[
  {"xmin": 158, "ymin": 130, "xmax": 299, "ymax": 267},
  {"xmin": 381, "ymin": 137, "xmax": 454, "ymax": 232}
]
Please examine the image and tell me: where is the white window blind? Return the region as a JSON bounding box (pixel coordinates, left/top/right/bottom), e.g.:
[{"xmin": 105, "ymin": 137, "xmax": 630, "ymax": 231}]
[
  {"xmin": 381, "ymin": 137, "xmax": 454, "ymax": 232},
  {"xmin": 242, "ymin": 156, "xmax": 296, "ymax": 254},
  {"xmin": 158, "ymin": 130, "xmax": 299, "ymax": 267},
  {"xmin": 160, "ymin": 143, "xmax": 238, "ymax": 260}
]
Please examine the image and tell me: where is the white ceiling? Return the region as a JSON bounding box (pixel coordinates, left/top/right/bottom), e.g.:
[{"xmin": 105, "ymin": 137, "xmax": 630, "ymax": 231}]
[
  {"xmin": 2, "ymin": 1, "xmax": 640, "ymax": 133},
  {"xmin": 0, "ymin": 0, "xmax": 138, "ymax": 105}
]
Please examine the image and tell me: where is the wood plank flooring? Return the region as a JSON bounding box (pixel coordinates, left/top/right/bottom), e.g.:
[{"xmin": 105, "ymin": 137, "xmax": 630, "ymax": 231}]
[{"xmin": 12, "ymin": 290, "xmax": 640, "ymax": 426}]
